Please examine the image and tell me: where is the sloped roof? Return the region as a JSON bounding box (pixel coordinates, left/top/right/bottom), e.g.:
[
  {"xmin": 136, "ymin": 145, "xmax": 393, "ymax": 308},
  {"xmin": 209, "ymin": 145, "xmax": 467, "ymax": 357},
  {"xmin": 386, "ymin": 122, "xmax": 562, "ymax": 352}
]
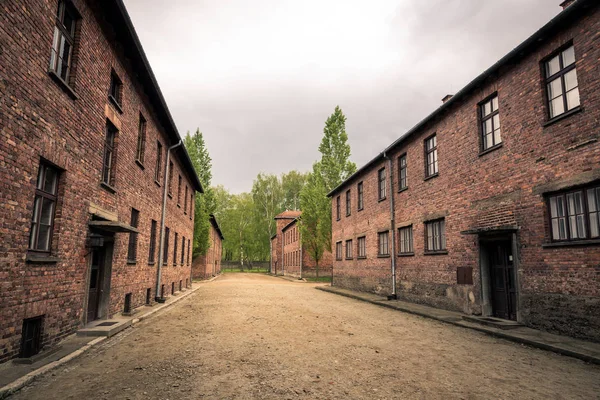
[
  {"xmin": 209, "ymin": 215, "xmax": 224, "ymax": 240},
  {"xmin": 275, "ymin": 210, "xmax": 302, "ymax": 220}
]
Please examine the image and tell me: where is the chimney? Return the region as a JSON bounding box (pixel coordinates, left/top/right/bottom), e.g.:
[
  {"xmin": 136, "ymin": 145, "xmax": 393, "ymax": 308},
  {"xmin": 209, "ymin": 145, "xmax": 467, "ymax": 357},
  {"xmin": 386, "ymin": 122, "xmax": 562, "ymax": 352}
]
[
  {"xmin": 560, "ymin": 0, "xmax": 575, "ymax": 9},
  {"xmin": 442, "ymin": 94, "xmax": 453, "ymax": 103}
]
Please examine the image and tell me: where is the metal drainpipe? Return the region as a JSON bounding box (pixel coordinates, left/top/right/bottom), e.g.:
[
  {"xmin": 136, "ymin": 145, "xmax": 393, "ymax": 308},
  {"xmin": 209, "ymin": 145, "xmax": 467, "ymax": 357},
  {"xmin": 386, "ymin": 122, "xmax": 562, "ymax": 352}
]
[
  {"xmin": 384, "ymin": 152, "xmax": 397, "ymax": 299},
  {"xmin": 300, "ymin": 237, "xmax": 303, "ymax": 279},
  {"xmin": 155, "ymin": 140, "xmax": 182, "ymax": 301}
]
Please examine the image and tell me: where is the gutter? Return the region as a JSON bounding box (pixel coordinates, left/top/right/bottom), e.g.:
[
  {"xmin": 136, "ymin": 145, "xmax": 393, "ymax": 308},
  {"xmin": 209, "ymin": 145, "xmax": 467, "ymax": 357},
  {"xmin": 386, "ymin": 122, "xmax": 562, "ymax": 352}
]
[
  {"xmin": 384, "ymin": 152, "xmax": 397, "ymax": 299},
  {"xmin": 155, "ymin": 140, "xmax": 182, "ymax": 301}
]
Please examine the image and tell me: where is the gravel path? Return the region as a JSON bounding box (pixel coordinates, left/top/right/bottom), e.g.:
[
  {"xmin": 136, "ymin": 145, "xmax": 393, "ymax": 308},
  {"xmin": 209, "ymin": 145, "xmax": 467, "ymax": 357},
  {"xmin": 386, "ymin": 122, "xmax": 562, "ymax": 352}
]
[{"xmin": 12, "ymin": 273, "xmax": 600, "ymax": 399}]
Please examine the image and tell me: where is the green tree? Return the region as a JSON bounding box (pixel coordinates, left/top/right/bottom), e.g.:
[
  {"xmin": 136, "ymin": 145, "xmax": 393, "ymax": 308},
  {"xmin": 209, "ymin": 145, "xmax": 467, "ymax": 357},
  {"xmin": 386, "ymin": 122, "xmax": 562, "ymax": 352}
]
[
  {"xmin": 184, "ymin": 129, "xmax": 215, "ymax": 256},
  {"xmin": 318, "ymin": 106, "xmax": 357, "ymax": 192},
  {"xmin": 298, "ymin": 163, "xmax": 330, "ymax": 277},
  {"xmin": 281, "ymin": 170, "xmax": 308, "ymax": 210},
  {"xmin": 251, "ymin": 173, "xmax": 283, "ymax": 240}
]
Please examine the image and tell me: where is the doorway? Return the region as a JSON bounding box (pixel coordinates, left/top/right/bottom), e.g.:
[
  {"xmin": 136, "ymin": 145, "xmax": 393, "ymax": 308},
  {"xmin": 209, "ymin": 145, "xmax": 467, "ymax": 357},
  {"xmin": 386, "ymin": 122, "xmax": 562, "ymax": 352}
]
[
  {"xmin": 87, "ymin": 247, "xmax": 105, "ymax": 322},
  {"xmin": 482, "ymin": 239, "xmax": 517, "ymax": 320}
]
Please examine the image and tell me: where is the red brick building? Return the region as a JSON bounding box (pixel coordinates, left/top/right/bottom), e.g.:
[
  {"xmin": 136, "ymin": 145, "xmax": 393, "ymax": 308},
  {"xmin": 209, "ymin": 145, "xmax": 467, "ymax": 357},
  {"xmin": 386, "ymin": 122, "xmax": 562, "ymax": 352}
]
[
  {"xmin": 270, "ymin": 211, "xmax": 333, "ymax": 278},
  {"xmin": 192, "ymin": 215, "xmax": 224, "ymax": 279},
  {"xmin": 0, "ymin": 0, "xmax": 202, "ymax": 362},
  {"xmin": 329, "ymin": 0, "xmax": 600, "ymax": 341}
]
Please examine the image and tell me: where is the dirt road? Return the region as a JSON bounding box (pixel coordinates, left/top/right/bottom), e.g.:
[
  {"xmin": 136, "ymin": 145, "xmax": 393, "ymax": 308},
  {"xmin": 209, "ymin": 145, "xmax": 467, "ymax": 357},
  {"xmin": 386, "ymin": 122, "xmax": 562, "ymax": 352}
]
[{"xmin": 11, "ymin": 273, "xmax": 600, "ymax": 399}]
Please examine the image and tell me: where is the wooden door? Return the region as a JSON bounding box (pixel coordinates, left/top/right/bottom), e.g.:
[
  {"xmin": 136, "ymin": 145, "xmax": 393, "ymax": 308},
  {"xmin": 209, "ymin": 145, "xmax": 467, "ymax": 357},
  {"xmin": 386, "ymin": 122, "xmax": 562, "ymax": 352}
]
[
  {"xmin": 87, "ymin": 248, "xmax": 104, "ymax": 322},
  {"xmin": 489, "ymin": 241, "xmax": 517, "ymax": 320}
]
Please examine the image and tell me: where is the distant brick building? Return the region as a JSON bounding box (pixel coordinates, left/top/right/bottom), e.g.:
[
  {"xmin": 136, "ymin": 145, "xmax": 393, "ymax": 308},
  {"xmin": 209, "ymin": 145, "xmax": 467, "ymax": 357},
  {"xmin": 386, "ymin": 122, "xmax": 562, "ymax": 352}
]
[
  {"xmin": 329, "ymin": 0, "xmax": 600, "ymax": 341},
  {"xmin": 270, "ymin": 211, "xmax": 333, "ymax": 278},
  {"xmin": 0, "ymin": 0, "xmax": 202, "ymax": 362},
  {"xmin": 192, "ymin": 215, "xmax": 224, "ymax": 279}
]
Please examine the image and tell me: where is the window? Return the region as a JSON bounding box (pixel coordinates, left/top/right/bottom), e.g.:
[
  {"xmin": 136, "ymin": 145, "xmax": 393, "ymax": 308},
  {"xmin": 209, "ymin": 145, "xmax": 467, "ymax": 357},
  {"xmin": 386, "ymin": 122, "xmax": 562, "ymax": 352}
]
[
  {"xmin": 187, "ymin": 240, "xmax": 191, "ymax": 265},
  {"xmin": 425, "ymin": 219, "xmax": 446, "ymax": 252},
  {"xmin": 357, "ymin": 236, "xmax": 366, "ymax": 258},
  {"xmin": 136, "ymin": 114, "xmax": 146, "ymax": 164},
  {"xmin": 127, "ymin": 208, "xmax": 139, "ymax": 262},
  {"xmin": 548, "ymin": 184, "xmax": 600, "ymax": 242},
  {"xmin": 163, "ymin": 227, "xmax": 169, "ymax": 264},
  {"xmin": 346, "ymin": 190, "xmax": 351, "ymax": 216},
  {"xmin": 177, "ymin": 175, "xmax": 182, "ymax": 206},
  {"xmin": 49, "ymin": 0, "xmax": 78, "ymax": 84},
  {"xmin": 168, "ymin": 161, "xmax": 173, "ymax": 195},
  {"xmin": 108, "ymin": 70, "xmax": 122, "ymax": 109},
  {"xmin": 181, "ymin": 236, "xmax": 185, "ymax": 265},
  {"xmin": 345, "ymin": 239, "xmax": 353, "ymax": 259},
  {"xmin": 398, "ymin": 226, "xmax": 413, "ymax": 254},
  {"xmin": 102, "ymin": 122, "xmax": 117, "ymax": 187},
  {"xmin": 545, "ymin": 45, "xmax": 580, "ymax": 119},
  {"xmin": 357, "ymin": 182, "xmax": 364, "ymax": 210},
  {"xmin": 149, "ymin": 220, "xmax": 157, "ymax": 263},
  {"xmin": 336, "ymin": 196, "xmax": 341, "ymax": 221},
  {"xmin": 480, "ymin": 95, "xmax": 501, "ymax": 150},
  {"xmin": 425, "ymin": 135, "xmax": 438, "ymax": 178},
  {"xmin": 184, "ymin": 186, "xmax": 188, "ymax": 214},
  {"xmin": 398, "ymin": 154, "xmax": 407, "ymax": 190},
  {"xmin": 20, "ymin": 316, "xmax": 43, "ymax": 358},
  {"xmin": 378, "ymin": 168, "xmax": 386, "ymax": 200},
  {"xmin": 29, "ymin": 163, "xmax": 59, "ymax": 252},
  {"xmin": 378, "ymin": 231, "xmax": 389, "ymax": 256},
  {"xmin": 173, "ymin": 232, "xmax": 178, "ymax": 266},
  {"xmin": 335, "ymin": 241, "xmax": 343, "ymax": 260},
  {"xmin": 190, "ymin": 193, "xmax": 194, "ymax": 219},
  {"xmin": 155, "ymin": 142, "xmax": 162, "ymax": 182}
]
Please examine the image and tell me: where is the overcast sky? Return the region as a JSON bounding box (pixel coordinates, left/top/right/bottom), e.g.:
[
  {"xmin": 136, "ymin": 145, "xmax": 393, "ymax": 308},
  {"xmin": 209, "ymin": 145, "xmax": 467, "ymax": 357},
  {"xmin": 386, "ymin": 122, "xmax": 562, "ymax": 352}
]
[{"xmin": 123, "ymin": 0, "xmax": 560, "ymax": 193}]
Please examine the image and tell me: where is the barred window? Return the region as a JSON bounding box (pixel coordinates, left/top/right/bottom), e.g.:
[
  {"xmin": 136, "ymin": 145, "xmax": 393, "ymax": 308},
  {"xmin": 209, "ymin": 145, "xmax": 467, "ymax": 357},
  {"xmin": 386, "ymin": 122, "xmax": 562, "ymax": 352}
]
[
  {"xmin": 127, "ymin": 208, "xmax": 139, "ymax": 262},
  {"xmin": 163, "ymin": 227, "xmax": 170, "ymax": 264},
  {"xmin": 425, "ymin": 219, "xmax": 446, "ymax": 252},
  {"xmin": 155, "ymin": 142, "xmax": 163, "ymax": 182},
  {"xmin": 357, "ymin": 236, "xmax": 366, "ymax": 258},
  {"xmin": 136, "ymin": 114, "xmax": 146, "ymax": 164},
  {"xmin": 102, "ymin": 122, "xmax": 118, "ymax": 187},
  {"xmin": 336, "ymin": 241, "xmax": 343, "ymax": 260},
  {"xmin": 168, "ymin": 161, "xmax": 173, "ymax": 195},
  {"xmin": 29, "ymin": 163, "xmax": 59, "ymax": 252},
  {"xmin": 148, "ymin": 220, "xmax": 157, "ymax": 263},
  {"xmin": 378, "ymin": 231, "xmax": 389, "ymax": 256},
  {"xmin": 548, "ymin": 184, "xmax": 600, "ymax": 242},
  {"xmin": 345, "ymin": 239, "xmax": 353, "ymax": 259},
  {"xmin": 398, "ymin": 226, "xmax": 413, "ymax": 254},
  {"xmin": 173, "ymin": 232, "xmax": 178, "ymax": 266},
  {"xmin": 108, "ymin": 71, "xmax": 122, "ymax": 109},
  {"xmin": 336, "ymin": 196, "xmax": 341, "ymax": 221}
]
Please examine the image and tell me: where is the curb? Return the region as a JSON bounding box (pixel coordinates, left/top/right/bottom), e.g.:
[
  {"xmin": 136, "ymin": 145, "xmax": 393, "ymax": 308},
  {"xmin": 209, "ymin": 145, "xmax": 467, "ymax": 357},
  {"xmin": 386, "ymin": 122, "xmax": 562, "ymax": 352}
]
[
  {"xmin": 0, "ymin": 284, "xmax": 203, "ymax": 399},
  {"xmin": 316, "ymin": 286, "xmax": 600, "ymax": 365}
]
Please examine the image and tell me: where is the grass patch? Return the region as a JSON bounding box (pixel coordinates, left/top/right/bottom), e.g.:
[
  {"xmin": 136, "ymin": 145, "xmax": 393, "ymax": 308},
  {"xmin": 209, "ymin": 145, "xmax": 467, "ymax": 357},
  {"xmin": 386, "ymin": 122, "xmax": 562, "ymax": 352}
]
[
  {"xmin": 304, "ymin": 276, "xmax": 332, "ymax": 282},
  {"xmin": 222, "ymin": 268, "xmax": 269, "ymax": 274}
]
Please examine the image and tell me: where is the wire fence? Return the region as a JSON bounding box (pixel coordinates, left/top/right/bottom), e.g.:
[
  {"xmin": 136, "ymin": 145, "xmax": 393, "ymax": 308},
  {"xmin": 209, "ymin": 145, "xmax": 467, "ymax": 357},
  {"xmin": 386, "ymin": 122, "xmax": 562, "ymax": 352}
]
[{"xmin": 221, "ymin": 261, "xmax": 270, "ymax": 273}]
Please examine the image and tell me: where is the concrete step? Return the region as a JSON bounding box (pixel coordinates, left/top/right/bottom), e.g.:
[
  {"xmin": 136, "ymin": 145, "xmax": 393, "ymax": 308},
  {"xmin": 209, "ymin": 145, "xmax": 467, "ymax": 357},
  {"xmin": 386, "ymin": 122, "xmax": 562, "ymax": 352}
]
[
  {"xmin": 77, "ymin": 319, "xmax": 131, "ymax": 337},
  {"xmin": 462, "ymin": 315, "xmax": 523, "ymax": 330}
]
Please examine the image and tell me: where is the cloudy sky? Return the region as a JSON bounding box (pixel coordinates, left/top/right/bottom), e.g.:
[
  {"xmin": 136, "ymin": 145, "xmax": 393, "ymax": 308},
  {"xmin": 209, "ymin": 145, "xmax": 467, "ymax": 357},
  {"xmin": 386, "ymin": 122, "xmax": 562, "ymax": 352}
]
[{"xmin": 123, "ymin": 0, "xmax": 560, "ymax": 193}]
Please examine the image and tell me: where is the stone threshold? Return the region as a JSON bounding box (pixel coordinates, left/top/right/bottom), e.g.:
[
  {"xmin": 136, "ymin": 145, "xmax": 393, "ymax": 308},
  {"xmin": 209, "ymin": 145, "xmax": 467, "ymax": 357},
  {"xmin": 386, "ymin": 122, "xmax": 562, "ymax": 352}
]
[{"xmin": 316, "ymin": 285, "xmax": 600, "ymax": 365}]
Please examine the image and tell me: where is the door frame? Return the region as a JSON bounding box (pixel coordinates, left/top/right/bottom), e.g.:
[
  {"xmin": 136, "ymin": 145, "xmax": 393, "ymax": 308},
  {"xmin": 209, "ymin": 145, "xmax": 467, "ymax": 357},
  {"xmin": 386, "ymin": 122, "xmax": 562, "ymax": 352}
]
[
  {"xmin": 478, "ymin": 231, "xmax": 521, "ymax": 322},
  {"xmin": 84, "ymin": 233, "xmax": 115, "ymax": 324}
]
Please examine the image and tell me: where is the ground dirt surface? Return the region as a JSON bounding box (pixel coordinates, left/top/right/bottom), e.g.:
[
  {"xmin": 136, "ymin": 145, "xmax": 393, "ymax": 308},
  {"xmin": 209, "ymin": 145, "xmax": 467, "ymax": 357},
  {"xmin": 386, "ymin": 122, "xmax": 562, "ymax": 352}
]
[{"xmin": 10, "ymin": 273, "xmax": 600, "ymax": 399}]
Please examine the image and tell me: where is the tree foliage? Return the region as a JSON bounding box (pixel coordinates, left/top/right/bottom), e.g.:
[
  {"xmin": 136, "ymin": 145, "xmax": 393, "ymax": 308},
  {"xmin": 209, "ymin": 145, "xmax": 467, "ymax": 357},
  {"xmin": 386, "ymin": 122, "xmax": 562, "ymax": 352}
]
[
  {"xmin": 184, "ymin": 129, "xmax": 215, "ymax": 256},
  {"xmin": 318, "ymin": 105, "xmax": 357, "ymax": 192},
  {"xmin": 298, "ymin": 162, "xmax": 330, "ymax": 276}
]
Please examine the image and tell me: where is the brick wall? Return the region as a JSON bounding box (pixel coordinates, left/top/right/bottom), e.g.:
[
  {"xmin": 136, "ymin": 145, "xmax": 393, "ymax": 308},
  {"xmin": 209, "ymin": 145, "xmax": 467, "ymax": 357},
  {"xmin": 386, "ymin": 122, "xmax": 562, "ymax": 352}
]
[
  {"xmin": 330, "ymin": 3, "xmax": 600, "ymax": 341},
  {"xmin": 0, "ymin": 0, "xmax": 197, "ymax": 362},
  {"xmin": 279, "ymin": 218, "xmax": 333, "ymax": 278},
  {"xmin": 191, "ymin": 223, "xmax": 223, "ymax": 279}
]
